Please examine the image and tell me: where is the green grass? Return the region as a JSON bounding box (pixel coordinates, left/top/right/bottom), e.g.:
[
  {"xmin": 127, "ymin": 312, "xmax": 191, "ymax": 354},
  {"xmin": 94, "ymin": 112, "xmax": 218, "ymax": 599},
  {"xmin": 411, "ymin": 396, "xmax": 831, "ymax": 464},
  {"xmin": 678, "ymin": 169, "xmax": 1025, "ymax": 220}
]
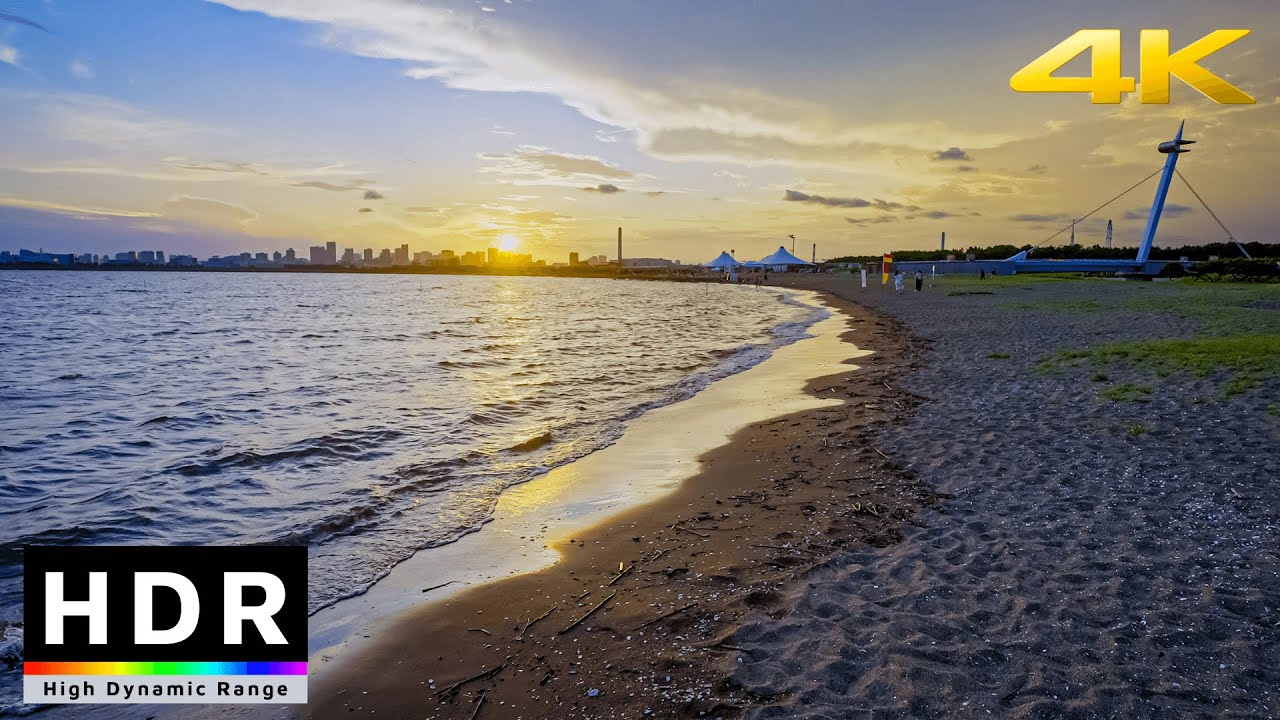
[
  {"xmin": 994, "ymin": 281, "xmax": 1280, "ymax": 335},
  {"xmin": 1008, "ymin": 281, "xmax": 1280, "ymax": 400},
  {"xmin": 1052, "ymin": 335, "xmax": 1280, "ymax": 397},
  {"xmin": 1269, "ymin": 404, "xmax": 1279, "ymax": 417},
  {"xmin": 1125, "ymin": 423, "xmax": 1149, "ymax": 437},
  {"xmin": 987, "ymin": 352, "xmax": 1011, "ymax": 359},
  {"xmin": 1099, "ymin": 383, "xmax": 1154, "ymax": 402}
]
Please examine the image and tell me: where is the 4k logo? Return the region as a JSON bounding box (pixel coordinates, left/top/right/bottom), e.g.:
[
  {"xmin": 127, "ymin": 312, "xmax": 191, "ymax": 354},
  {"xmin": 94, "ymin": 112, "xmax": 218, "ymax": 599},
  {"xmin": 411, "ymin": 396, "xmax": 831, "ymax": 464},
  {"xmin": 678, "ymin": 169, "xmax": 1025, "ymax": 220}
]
[{"xmin": 1011, "ymin": 29, "xmax": 1254, "ymax": 104}]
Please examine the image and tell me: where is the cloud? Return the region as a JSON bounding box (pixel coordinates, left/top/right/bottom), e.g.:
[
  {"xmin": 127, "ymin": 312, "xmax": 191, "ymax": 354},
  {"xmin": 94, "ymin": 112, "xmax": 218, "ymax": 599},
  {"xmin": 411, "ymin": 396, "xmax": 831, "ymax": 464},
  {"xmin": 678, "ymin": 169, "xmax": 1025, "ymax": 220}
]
[
  {"xmin": 358, "ymin": 207, "xmax": 374, "ymax": 213},
  {"xmin": 912, "ymin": 210, "xmax": 960, "ymax": 220},
  {"xmin": 0, "ymin": 12, "xmax": 50, "ymax": 32},
  {"xmin": 783, "ymin": 190, "xmax": 918, "ymax": 211},
  {"xmin": 205, "ymin": 1, "xmax": 1027, "ymax": 171},
  {"xmin": 363, "ymin": 189, "xmax": 384, "ymax": 200},
  {"xmin": 1125, "ymin": 203, "xmax": 1193, "ymax": 221},
  {"xmin": 1010, "ymin": 213, "xmax": 1071, "ymax": 223},
  {"xmin": 845, "ymin": 216, "xmax": 898, "ymax": 226},
  {"xmin": 645, "ymin": 190, "xmax": 666, "ymax": 197},
  {"xmin": 70, "ymin": 59, "xmax": 94, "ymax": 79},
  {"xmin": 404, "ymin": 206, "xmax": 442, "ymax": 214},
  {"xmin": 291, "ymin": 179, "xmax": 372, "ymax": 192},
  {"xmin": 933, "ymin": 147, "xmax": 973, "ymax": 162},
  {"xmin": 480, "ymin": 146, "xmax": 633, "ymax": 184},
  {"xmin": 955, "ymin": 165, "xmax": 978, "ymax": 173},
  {"xmin": 167, "ymin": 158, "xmax": 267, "ymax": 176},
  {"xmin": 0, "ymin": 195, "xmax": 158, "ymax": 219},
  {"xmin": 583, "ymin": 183, "xmax": 623, "ymax": 194},
  {"xmin": 1026, "ymin": 164, "xmax": 1048, "ymax": 175},
  {"xmin": 0, "ymin": 45, "xmax": 21, "ymax": 67},
  {"xmin": 161, "ymin": 195, "xmax": 258, "ymax": 226}
]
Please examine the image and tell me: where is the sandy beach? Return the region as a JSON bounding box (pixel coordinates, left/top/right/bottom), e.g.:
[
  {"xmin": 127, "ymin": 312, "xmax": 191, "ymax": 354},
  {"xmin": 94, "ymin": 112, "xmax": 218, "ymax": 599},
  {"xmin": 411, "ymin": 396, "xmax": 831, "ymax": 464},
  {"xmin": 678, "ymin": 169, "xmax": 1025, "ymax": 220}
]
[
  {"xmin": 283, "ymin": 274, "xmax": 1280, "ymax": 720},
  {"xmin": 733, "ymin": 274, "xmax": 1279, "ymax": 718},
  {"xmin": 297, "ymin": 293, "xmax": 938, "ymax": 719}
]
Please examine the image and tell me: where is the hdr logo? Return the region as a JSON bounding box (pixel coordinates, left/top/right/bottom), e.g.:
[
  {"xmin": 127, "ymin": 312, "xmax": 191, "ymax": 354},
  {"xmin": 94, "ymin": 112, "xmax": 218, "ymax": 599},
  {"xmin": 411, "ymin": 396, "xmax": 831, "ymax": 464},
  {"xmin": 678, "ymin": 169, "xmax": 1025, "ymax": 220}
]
[
  {"xmin": 1011, "ymin": 29, "xmax": 1254, "ymax": 104},
  {"xmin": 23, "ymin": 546, "xmax": 307, "ymax": 704}
]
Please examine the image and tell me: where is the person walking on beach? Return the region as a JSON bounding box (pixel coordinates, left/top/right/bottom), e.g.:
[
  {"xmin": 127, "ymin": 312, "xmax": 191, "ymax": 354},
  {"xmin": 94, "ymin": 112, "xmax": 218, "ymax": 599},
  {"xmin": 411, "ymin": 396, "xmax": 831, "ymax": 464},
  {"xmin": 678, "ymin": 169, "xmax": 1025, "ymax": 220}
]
[
  {"xmin": 914, "ymin": 270, "xmax": 923, "ymax": 292},
  {"xmin": 893, "ymin": 271, "xmax": 904, "ymax": 294}
]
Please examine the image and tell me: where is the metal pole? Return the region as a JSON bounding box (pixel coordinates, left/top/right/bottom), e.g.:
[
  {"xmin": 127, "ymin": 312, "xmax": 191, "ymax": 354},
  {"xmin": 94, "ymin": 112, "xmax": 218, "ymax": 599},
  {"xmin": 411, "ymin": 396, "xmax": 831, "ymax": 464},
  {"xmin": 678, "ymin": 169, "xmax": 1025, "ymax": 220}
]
[{"xmin": 1138, "ymin": 121, "xmax": 1192, "ymax": 264}]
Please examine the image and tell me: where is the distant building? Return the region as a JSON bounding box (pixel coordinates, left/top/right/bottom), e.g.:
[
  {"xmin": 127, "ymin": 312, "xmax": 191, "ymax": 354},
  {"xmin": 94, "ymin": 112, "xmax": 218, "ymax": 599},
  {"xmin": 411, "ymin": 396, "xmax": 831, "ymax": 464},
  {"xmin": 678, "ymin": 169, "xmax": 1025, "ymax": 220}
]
[
  {"xmin": 341, "ymin": 248, "xmax": 356, "ymax": 265},
  {"xmin": 460, "ymin": 251, "xmax": 485, "ymax": 267},
  {"xmin": 115, "ymin": 251, "xmax": 137, "ymax": 264},
  {"xmin": 254, "ymin": 252, "xmax": 269, "ymax": 264},
  {"xmin": 309, "ymin": 245, "xmax": 327, "ymax": 265},
  {"xmin": 569, "ymin": 252, "xmax": 580, "ymax": 266},
  {"xmin": 363, "ymin": 248, "xmax": 374, "ymax": 262},
  {"xmin": 621, "ymin": 257, "xmax": 675, "ymax": 268},
  {"xmin": 394, "ymin": 244, "xmax": 409, "ymax": 266},
  {"xmin": 487, "ymin": 247, "xmax": 498, "ymax": 265},
  {"xmin": 586, "ymin": 254, "xmax": 609, "ymax": 266},
  {"xmin": 169, "ymin": 255, "xmax": 198, "ymax": 267},
  {"xmin": 285, "ymin": 247, "xmax": 297, "ymax": 262},
  {"xmin": 273, "ymin": 250, "xmax": 283, "ymax": 262},
  {"xmin": 10, "ymin": 249, "xmax": 74, "ymax": 264},
  {"xmin": 78, "ymin": 253, "xmax": 95, "ymax": 265},
  {"xmin": 325, "ymin": 241, "xmax": 337, "ymax": 265},
  {"xmin": 378, "ymin": 248, "xmax": 392, "ymax": 264}
]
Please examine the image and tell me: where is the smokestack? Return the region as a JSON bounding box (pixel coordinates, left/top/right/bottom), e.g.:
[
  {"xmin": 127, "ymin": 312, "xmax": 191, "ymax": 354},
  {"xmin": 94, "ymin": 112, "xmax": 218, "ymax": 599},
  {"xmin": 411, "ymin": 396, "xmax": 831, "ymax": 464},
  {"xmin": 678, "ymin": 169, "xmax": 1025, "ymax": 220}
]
[
  {"xmin": 941, "ymin": 231, "xmax": 946, "ymax": 251},
  {"xmin": 617, "ymin": 227, "xmax": 622, "ymax": 264},
  {"xmin": 1106, "ymin": 219, "xmax": 1113, "ymax": 249},
  {"xmin": 812, "ymin": 243, "xmax": 816, "ymax": 263}
]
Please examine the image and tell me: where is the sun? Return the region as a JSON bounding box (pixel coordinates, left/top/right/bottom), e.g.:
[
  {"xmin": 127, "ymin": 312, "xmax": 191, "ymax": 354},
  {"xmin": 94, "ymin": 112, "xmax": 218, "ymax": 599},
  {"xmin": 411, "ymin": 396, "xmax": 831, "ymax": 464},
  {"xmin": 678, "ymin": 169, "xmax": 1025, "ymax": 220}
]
[{"xmin": 497, "ymin": 234, "xmax": 520, "ymax": 252}]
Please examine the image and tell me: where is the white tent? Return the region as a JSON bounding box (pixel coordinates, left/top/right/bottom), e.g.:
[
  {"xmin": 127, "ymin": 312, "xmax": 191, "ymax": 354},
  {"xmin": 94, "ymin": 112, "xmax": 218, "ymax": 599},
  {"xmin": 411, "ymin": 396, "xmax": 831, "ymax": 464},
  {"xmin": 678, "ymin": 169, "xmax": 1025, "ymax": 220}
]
[
  {"xmin": 703, "ymin": 251, "xmax": 741, "ymax": 270},
  {"xmin": 758, "ymin": 246, "xmax": 813, "ymax": 268}
]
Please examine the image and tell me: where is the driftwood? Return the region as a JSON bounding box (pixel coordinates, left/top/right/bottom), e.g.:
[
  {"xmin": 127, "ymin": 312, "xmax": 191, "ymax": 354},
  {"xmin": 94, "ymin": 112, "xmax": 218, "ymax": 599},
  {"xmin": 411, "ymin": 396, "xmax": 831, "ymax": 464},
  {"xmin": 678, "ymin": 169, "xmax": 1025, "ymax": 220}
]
[
  {"xmin": 672, "ymin": 524, "xmax": 709, "ymax": 538},
  {"xmin": 633, "ymin": 601, "xmax": 698, "ymax": 631},
  {"xmin": 607, "ymin": 562, "xmax": 635, "ymax": 586},
  {"xmin": 421, "ymin": 580, "xmax": 459, "ymax": 594},
  {"xmin": 468, "ymin": 689, "xmax": 488, "ymax": 720},
  {"xmin": 466, "ymin": 627, "xmax": 491, "ymax": 636},
  {"xmin": 435, "ymin": 663, "xmax": 505, "ymax": 702},
  {"xmin": 516, "ymin": 605, "xmax": 557, "ymax": 641},
  {"xmin": 558, "ymin": 590, "xmax": 616, "ymax": 635}
]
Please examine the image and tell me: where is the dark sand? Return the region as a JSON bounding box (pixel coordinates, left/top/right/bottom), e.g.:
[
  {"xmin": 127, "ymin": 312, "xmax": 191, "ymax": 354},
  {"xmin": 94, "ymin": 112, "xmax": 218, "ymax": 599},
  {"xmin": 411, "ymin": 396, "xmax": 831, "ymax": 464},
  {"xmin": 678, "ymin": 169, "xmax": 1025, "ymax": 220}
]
[
  {"xmin": 299, "ymin": 295, "xmax": 938, "ymax": 719},
  {"xmin": 734, "ymin": 275, "xmax": 1279, "ymax": 719}
]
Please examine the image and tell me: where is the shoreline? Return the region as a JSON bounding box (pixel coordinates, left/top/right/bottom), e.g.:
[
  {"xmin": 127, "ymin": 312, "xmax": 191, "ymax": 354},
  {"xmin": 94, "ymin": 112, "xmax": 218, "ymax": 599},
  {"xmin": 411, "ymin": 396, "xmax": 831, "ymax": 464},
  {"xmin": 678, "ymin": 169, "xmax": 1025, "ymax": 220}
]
[
  {"xmin": 295, "ymin": 291, "xmax": 934, "ymax": 719},
  {"xmin": 299, "ymin": 287, "xmax": 842, "ymax": 668}
]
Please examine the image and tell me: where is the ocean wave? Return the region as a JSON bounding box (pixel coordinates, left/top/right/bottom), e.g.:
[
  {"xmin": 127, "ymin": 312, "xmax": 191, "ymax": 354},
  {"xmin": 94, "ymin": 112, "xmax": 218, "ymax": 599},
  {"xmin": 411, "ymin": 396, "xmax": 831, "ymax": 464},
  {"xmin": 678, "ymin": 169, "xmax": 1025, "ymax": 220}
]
[{"xmin": 168, "ymin": 428, "xmax": 404, "ymax": 476}]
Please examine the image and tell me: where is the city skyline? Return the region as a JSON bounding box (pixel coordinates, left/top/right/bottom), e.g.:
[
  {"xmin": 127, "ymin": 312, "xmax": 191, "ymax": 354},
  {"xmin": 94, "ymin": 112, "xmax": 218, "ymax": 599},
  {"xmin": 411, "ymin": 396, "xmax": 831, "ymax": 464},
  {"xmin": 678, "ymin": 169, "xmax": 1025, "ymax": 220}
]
[{"xmin": 0, "ymin": 1, "xmax": 1277, "ymax": 263}]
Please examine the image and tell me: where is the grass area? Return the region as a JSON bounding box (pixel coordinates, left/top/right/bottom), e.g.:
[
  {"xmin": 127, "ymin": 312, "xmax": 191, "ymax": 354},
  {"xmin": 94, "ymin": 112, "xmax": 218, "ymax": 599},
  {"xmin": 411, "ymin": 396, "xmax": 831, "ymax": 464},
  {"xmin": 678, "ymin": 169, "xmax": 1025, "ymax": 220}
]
[
  {"xmin": 1125, "ymin": 422, "xmax": 1149, "ymax": 437},
  {"xmin": 1049, "ymin": 335, "xmax": 1280, "ymax": 397},
  {"xmin": 1100, "ymin": 383, "xmax": 1154, "ymax": 402},
  {"xmin": 1124, "ymin": 284, "xmax": 1280, "ymax": 336},
  {"xmin": 1007, "ymin": 280, "xmax": 1280, "ymax": 400},
  {"xmin": 936, "ymin": 273, "xmax": 1079, "ymax": 293},
  {"xmin": 993, "ymin": 280, "xmax": 1280, "ymax": 335}
]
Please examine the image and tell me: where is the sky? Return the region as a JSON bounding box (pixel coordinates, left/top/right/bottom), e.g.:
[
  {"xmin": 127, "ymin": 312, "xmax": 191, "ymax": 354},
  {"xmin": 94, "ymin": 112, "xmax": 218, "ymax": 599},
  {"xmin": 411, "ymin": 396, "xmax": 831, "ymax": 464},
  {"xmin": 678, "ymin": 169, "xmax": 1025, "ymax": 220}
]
[{"xmin": 0, "ymin": 0, "xmax": 1276, "ymax": 263}]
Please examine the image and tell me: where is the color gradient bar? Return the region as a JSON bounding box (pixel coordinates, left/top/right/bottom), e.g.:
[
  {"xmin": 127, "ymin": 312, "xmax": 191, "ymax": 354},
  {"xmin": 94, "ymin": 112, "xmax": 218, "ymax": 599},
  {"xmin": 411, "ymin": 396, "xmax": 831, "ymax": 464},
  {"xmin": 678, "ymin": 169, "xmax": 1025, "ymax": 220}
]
[{"xmin": 24, "ymin": 661, "xmax": 307, "ymax": 675}]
